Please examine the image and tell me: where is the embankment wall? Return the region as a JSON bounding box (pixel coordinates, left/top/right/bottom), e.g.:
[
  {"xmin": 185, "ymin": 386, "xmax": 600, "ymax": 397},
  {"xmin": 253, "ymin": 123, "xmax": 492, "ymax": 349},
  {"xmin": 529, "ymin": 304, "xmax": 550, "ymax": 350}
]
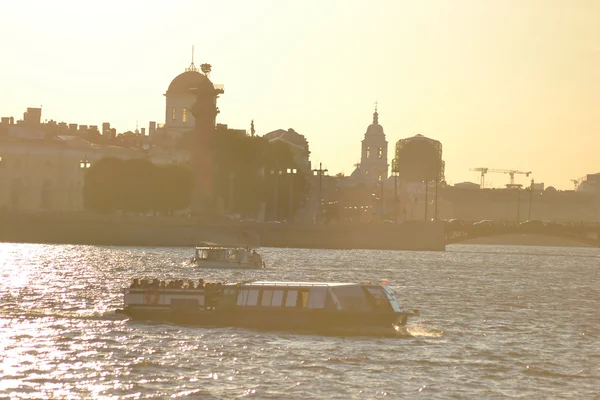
[{"xmin": 0, "ymin": 213, "xmax": 445, "ymax": 251}]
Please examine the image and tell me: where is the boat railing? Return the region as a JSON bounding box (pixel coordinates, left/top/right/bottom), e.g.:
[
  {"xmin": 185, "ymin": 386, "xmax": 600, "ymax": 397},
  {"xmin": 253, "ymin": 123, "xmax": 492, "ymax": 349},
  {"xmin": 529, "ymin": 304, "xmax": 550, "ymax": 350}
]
[{"xmin": 245, "ymin": 282, "xmax": 338, "ymax": 288}]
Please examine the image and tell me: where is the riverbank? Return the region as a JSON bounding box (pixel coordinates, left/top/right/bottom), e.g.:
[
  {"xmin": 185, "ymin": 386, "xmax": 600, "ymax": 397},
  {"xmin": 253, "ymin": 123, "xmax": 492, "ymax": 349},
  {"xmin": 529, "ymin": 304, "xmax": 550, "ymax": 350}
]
[
  {"xmin": 454, "ymin": 233, "xmax": 596, "ymax": 248},
  {"xmin": 0, "ymin": 212, "xmax": 446, "ymax": 251}
]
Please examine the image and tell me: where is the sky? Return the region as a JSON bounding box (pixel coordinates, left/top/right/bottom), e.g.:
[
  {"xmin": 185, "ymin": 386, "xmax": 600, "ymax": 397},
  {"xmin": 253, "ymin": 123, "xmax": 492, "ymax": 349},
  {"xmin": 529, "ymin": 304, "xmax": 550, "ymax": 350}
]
[{"xmin": 1, "ymin": 0, "xmax": 599, "ymax": 189}]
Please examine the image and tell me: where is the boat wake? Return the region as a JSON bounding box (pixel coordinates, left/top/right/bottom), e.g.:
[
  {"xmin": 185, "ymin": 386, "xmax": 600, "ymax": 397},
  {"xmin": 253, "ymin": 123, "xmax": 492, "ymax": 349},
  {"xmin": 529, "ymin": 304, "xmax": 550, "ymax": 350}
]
[{"xmin": 405, "ymin": 325, "xmax": 444, "ymax": 338}]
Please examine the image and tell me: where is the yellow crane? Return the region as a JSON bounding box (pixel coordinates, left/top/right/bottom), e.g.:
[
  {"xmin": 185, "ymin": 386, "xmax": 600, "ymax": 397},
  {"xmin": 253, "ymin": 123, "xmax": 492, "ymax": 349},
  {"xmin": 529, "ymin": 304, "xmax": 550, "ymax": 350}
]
[{"xmin": 470, "ymin": 168, "xmax": 532, "ymax": 188}]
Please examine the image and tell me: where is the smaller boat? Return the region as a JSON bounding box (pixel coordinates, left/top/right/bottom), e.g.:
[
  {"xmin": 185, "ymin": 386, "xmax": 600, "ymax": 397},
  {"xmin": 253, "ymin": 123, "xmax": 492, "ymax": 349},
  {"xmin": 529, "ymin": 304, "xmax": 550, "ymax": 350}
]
[{"xmin": 192, "ymin": 245, "xmax": 265, "ymax": 269}]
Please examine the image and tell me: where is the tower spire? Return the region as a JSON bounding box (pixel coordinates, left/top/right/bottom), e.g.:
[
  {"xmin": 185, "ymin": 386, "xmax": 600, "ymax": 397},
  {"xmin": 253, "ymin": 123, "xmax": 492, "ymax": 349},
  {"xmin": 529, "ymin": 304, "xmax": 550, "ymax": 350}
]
[
  {"xmin": 373, "ymin": 101, "xmax": 379, "ymax": 124},
  {"xmin": 186, "ymin": 45, "xmax": 198, "ymax": 72}
]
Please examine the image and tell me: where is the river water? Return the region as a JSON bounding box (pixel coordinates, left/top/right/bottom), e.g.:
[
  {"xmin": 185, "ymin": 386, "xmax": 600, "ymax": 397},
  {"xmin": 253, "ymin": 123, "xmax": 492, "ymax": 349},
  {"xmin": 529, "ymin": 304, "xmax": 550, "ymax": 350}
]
[{"xmin": 0, "ymin": 243, "xmax": 599, "ymax": 399}]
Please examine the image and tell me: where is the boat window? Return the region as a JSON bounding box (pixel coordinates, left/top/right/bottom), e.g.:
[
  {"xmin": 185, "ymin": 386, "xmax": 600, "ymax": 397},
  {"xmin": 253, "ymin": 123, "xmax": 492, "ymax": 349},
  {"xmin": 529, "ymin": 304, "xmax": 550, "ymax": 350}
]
[
  {"xmin": 365, "ymin": 287, "xmax": 392, "ymax": 310},
  {"xmin": 197, "ymin": 249, "xmax": 209, "ymax": 259},
  {"xmin": 366, "ymin": 287, "xmax": 386, "ymax": 306},
  {"xmin": 285, "ymin": 290, "xmax": 298, "ymax": 307},
  {"xmin": 298, "ymin": 289, "xmax": 309, "ymax": 308},
  {"xmin": 247, "ymin": 290, "xmax": 259, "ymax": 306},
  {"xmin": 236, "ymin": 289, "xmax": 249, "ymax": 306},
  {"xmin": 261, "ymin": 290, "xmax": 273, "ymax": 306},
  {"xmin": 307, "ymin": 287, "xmax": 327, "ymax": 309},
  {"xmin": 228, "ymin": 249, "xmax": 236, "ymax": 261},
  {"xmin": 272, "ymin": 290, "xmax": 284, "ymax": 306},
  {"xmin": 207, "ymin": 249, "xmax": 223, "ymax": 261},
  {"xmin": 332, "ymin": 286, "xmax": 370, "ymax": 311}
]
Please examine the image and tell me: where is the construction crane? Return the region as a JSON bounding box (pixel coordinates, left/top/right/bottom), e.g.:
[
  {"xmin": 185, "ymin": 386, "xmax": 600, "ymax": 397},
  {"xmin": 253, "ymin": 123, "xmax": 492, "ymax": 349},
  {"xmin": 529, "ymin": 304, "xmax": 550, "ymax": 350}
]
[
  {"xmin": 469, "ymin": 168, "xmax": 532, "ymax": 188},
  {"xmin": 570, "ymin": 177, "xmax": 583, "ymax": 191}
]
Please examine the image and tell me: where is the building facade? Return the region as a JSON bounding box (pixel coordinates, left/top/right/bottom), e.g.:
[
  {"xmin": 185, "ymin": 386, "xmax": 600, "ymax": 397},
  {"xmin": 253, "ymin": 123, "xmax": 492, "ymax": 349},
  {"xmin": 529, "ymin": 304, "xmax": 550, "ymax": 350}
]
[{"xmin": 0, "ymin": 107, "xmax": 180, "ymax": 212}]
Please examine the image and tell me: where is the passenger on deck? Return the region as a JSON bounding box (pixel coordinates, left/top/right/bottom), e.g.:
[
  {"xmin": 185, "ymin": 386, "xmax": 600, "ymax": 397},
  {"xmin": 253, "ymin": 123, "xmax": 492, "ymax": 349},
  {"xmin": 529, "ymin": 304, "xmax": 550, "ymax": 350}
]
[
  {"xmin": 130, "ymin": 278, "xmax": 140, "ymax": 288},
  {"xmin": 197, "ymin": 279, "xmax": 205, "ymax": 288}
]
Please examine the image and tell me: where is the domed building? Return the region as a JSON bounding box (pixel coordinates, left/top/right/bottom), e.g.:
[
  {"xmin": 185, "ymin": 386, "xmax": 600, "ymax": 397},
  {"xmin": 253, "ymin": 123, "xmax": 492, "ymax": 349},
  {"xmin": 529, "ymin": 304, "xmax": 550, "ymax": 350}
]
[
  {"xmin": 347, "ymin": 106, "xmax": 389, "ymax": 185},
  {"xmin": 164, "ymin": 61, "xmax": 215, "ymax": 139}
]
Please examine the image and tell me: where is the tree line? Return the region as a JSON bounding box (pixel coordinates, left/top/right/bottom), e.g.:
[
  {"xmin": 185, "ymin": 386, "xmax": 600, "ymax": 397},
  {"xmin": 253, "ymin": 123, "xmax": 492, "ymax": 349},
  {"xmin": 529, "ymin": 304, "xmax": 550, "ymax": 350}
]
[
  {"xmin": 83, "ymin": 131, "xmax": 308, "ymax": 219},
  {"xmin": 83, "ymin": 158, "xmax": 193, "ymax": 215}
]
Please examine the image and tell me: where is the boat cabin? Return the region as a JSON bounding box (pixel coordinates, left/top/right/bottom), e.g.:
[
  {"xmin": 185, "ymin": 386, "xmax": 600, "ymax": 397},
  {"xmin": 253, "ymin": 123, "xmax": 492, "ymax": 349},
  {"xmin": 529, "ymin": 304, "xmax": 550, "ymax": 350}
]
[
  {"xmin": 124, "ymin": 280, "xmax": 404, "ymax": 314},
  {"xmin": 228, "ymin": 281, "xmax": 403, "ymax": 313},
  {"xmin": 195, "ymin": 247, "xmax": 253, "ymax": 263}
]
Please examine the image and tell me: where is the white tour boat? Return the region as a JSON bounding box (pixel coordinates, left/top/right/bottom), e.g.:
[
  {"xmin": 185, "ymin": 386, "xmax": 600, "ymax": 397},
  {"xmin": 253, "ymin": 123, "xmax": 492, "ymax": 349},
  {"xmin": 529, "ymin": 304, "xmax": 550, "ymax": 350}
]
[{"xmin": 192, "ymin": 246, "xmax": 265, "ymax": 269}]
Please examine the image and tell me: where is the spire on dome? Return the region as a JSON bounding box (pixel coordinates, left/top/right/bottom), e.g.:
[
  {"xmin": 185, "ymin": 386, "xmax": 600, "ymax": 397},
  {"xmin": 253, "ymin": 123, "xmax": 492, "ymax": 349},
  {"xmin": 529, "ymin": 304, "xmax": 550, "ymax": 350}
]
[
  {"xmin": 373, "ymin": 101, "xmax": 379, "ymax": 124},
  {"xmin": 186, "ymin": 45, "xmax": 198, "ymax": 72}
]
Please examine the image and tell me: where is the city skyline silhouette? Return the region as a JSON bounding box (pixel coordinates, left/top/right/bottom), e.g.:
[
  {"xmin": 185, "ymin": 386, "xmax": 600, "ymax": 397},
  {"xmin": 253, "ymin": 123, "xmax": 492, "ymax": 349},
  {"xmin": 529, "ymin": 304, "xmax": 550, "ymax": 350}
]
[{"xmin": 1, "ymin": 0, "xmax": 598, "ymax": 189}]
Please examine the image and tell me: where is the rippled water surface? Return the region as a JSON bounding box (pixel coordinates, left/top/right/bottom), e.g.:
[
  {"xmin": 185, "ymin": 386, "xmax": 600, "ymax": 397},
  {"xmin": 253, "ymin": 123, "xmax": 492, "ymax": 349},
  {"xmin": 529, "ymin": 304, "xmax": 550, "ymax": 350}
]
[{"xmin": 1, "ymin": 243, "xmax": 599, "ymax": 399}]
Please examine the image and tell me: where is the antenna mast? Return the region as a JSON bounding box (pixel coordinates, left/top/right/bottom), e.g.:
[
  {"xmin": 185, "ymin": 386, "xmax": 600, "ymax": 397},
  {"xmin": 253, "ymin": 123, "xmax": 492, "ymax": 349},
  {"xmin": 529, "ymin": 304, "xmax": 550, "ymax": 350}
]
[{"xmin": 186, "ymin": 45, "xmax": 198, "ymax": 72}]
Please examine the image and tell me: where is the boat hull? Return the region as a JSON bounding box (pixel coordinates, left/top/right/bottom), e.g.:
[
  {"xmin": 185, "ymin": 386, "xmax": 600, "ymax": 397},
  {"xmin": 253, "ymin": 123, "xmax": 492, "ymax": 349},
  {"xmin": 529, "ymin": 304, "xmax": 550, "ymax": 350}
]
[
  {"xmin": 118, "ymin": 306, "xmax": 410, "ymax": 337},
  {"xmin": 194, "ymin": 260, "xmax": 263, "ymax": 269}
]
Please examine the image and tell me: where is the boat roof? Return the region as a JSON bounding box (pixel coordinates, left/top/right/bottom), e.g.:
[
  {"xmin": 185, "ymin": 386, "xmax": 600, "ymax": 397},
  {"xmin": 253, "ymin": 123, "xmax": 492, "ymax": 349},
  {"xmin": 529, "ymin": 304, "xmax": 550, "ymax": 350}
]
[
  {"xmin": 195, "ymin": 246, "xmax": 251, "ymax": 250},
  {"xmin": 244, "ymin": 281, "xmax": 359, "ymax": 287}
]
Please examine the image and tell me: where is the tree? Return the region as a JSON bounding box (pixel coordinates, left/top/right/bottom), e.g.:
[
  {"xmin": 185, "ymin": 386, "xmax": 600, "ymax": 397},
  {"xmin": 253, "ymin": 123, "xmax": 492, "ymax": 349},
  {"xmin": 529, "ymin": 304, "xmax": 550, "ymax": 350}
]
[
  {"xmin": 120, "ymin": 158, "xmax": 157, "ymax": 213},
  {"xmin": 83, "ymin": 157, "xmax": 125, "ymax": 213},
  {"xmin": 155, "ymin": 163, "xmax": 193, "ymax": 215},
  {"xmin": 212, "ymin": 131, "xmax": 268, "ymax": 217},
  {"xmin": 211, "ymin": 132, "xmax": 309, "ymax": 220},
  {"xmin": 83, "ymin": 157, "xmax": 193, "ymax": 215}
]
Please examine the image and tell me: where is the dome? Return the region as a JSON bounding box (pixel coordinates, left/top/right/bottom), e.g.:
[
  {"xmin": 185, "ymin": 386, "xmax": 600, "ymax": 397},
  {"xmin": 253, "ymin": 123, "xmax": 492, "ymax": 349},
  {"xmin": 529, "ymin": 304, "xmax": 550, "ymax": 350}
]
[
  {"xmin": 366, "ymin": 123, "xmax": 384, "ymax": 136},
  {"xmin": 365, "ymin": 109, "xmax": 385, "ymax": 136},
  {"xmin": 166, "ymin": 70, "xmax": 213, "ymax": 96}
]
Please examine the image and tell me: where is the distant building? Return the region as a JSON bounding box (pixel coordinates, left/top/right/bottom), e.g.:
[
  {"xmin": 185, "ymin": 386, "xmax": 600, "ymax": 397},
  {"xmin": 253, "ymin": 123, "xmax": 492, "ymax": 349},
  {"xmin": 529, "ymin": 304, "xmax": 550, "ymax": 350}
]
[
  {"xmin": 263, "ymin": 128, "xmax": 311, "ymax": 173},
  {"xmin": 346, "ymin": 107, "xmax": 389, "ymax": 186},
  {"xmin": 454, "ymin": 182, "xmax": 480, "ymax": 190},
  {"xmin": 216, "ymin": 123, "xmax": 247, "ymax": 138},
  {"xmin": 0, "ymin": 108, "xmax": 180, "ymax": 212},
  {"xmin": 163, "ymin": 60, "xmax": 218, "ymax": 140},
  {"xmin": 577, "ymin": 173, "xmax": 600, "ymax": 192},
  {"xmin": 442, "ymin": 186, "xmax": 599, "ymax": 223},
  {"xmin": 393, "ymin": 134, "xmax": 444, "ymax": 184}
]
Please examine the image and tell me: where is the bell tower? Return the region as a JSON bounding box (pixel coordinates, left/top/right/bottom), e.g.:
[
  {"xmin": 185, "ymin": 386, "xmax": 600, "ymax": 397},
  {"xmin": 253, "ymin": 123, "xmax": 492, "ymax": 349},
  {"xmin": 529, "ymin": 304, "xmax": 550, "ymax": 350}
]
[{"xmin": 359, "ymin": 104, "xmax": 388, "ymax": 182}]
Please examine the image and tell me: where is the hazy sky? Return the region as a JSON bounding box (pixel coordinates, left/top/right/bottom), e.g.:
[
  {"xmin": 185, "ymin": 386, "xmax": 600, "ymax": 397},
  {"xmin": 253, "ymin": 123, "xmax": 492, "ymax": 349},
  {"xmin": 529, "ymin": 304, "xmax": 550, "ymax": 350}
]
[{"xmin": 2, "ymin": 0, "xmax": 598, "ymax": 189}]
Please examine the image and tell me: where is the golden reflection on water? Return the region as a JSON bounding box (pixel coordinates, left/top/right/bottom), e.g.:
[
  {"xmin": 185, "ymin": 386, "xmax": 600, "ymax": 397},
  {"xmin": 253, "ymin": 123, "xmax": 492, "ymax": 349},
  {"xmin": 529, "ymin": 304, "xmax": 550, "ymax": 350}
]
[
  {"xmin": 0, "ymin": 243, "xmax": 36, "ymax": 291},
  {"xmin": 1, "ymin": 243, "xmax": 599, "ymax": 398}
]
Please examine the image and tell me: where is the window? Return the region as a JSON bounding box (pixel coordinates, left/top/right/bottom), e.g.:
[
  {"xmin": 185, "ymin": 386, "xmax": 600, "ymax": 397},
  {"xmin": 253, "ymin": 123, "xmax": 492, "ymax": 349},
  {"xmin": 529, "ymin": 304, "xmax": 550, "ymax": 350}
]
[
  {"xmin": 171, "ymin": 107, "xmax": 177, "ymax": 121},
  {"xmin": 285, "ymin": 290, "xmax": 298, "ymax": 307},
  {"xmin": 237, "ymin": 289, "xmax": 249, "ymax": 305},
  {"xmin": 378, "ymin": 148, "xmax": 383, "ymax": 159},
  {"xmin": 247, "ymin": 290, "xmax": 259, "ymax": 306},
  {"xmin": 307, "ymin": 287, "xmax": 327, "ymax": 309},
  {"xmin": 272, "ymin": 290, "xmax": 284, "ymax": 306},
  {"xmin": 261, "ymin": 290, "xmax": 273, "ymax": 306},
  {"xmin": 366, "ymin": 147, "xmax": 370, "ymax": 159},
  {"xmin": 182, "ymin": 108, "xmax": 188, "ymax": 123},
  {"xmin": 366, "ymin": 288, "xmax": 387, "ymax": 307},
  {"xmin": 299, "ymin": 290, "xmax": 309, "ymax": 308}
]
